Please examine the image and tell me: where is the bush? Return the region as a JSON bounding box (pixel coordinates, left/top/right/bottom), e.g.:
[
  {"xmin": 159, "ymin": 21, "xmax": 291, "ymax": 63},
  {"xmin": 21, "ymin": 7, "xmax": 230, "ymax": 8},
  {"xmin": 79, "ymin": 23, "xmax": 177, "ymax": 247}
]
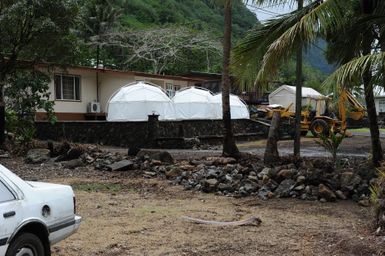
[
  {"xmin": 5, "ymin": 70, "xmax": 56, "ymax": 146},
  {"xmin": 370, "ymin": 168, "xmax": 385, "ymax": 233},
  {"xmin": 315, "ymin": 130, "xmax": 345, "ymax": 162}
]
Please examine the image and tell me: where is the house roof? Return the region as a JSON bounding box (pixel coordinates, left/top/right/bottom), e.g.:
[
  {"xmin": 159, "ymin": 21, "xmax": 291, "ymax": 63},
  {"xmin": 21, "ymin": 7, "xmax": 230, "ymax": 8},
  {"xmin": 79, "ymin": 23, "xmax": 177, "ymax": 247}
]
[{"xmin": 24, "ymin": 60, "xmax": 207, "ymax": 83}]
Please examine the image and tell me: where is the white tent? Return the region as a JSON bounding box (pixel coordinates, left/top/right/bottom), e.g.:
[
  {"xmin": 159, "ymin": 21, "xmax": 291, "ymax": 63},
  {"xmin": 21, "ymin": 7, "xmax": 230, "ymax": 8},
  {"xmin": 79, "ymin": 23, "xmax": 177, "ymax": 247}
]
[
  {"xmin": 172, "ymin": 87, "xmax": 219, "ymax": 120},
  {"xmin": 268, "ymin": 85, "xmax": 327, "ymax": 113},
  {"xmin": 107, "ymin": 81, "xmax": 175, "ymax": 121},
  {"xmin": 212, "ymin": 93, "xmax": 250, "ymax": 119}
]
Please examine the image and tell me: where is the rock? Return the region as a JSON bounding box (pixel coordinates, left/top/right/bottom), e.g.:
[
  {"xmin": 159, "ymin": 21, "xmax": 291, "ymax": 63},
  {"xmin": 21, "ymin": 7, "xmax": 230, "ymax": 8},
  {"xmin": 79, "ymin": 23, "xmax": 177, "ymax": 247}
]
[
  {"xmin": 127, "ymin": 147, "xmax": 141, "ymax": 156},
  {"xmin": 202, "ymin": 178, "xmax": 219, "ymax": 192},
  {"xmin": 258, "ymin": 167, "xmax": 271, "ymax": 178},
  {"xmin": 61, "ymin": 159, "xmax": 83, "ymax": 169},
  {"xmin": 26, "ymin": 149, "xmax": 51, "ymax": 164},
  {"xmin": 206, "ymin": 168, "xmax": 220, "ymax": 178},
  {"xmin": 66, "ymin": 147, "xmax": 84, "ymax": 160},
  {"xmin": 225, "ymin": 174, "xmax": 233, "ymax": 183},
  {"xmin": 307, "ymin": 168, "xmax": 323, "ymax": 183},
  {"xmin": 340, "ymin": 172, "xmax": 362, "ymax": 191},
  {"xmin": 243, "ymin": 181, "xmax": 259, "ymax": 193},
  {"xmin": 294, "ymin": 184, "xmax": 305, "ymax": 191},
  {"xmin": 296, "ymin": 175, "xmax": 306, "ymax": 184},
  {"xmin": 258, "ymin": 186, "xmax": 273, "ymax": 200},
  {"xmin": 277, "ymin": 169, "xmax": 294, "ymax": 179},
  {"xmin": 143, "ymin": 171, "xmax": 156, "ymax": 178},
  {"xmin": 137, "ymin": 150, "xmax": 174, "ymax": 164},
  {"xmin": 247, "ymin": 175, "xmax": 259, "ymax": 183},
  {"xmin": 151, "ymin": 160, "xmax": 162, "ymax": 166},
  {"xmin": 106, "ymin": 160, "xmax": 134, "ymax": 172},
  {"xmin": 48, "ymin": 141, "xmax": 70, "ymax": 157},
  {"xmin": 340, "ymin": 172, "xmax": 354, "ymax": 187},
  {"xmin": 335, "ymin": 190, "xmax": 347, "ymax": 200},
  {"xmin": 318, "ymin": 184, "xmax": 336, "ymax": 202},
  {"xmin": 190, "ymin": 159, "xmax": 214, "ymax": 166},
  {"xmin": 358, "ymin": 199, "xmax": 370, "ymax": 207},
  {"xmin": 207, "ymin": 157, "xmax": 237, "ymax": 165},
  {"xmin": 165, "ymin": 168, "xmax": 180, "ymax": 178},
  {"xmin": 218, "ymin": 183, "xmax": 234, "ymax": 192},
  {"xmin": 275, "ymin": 179, "xmax": 295, "ymax": 198},
  {"xmin": 179, "ymin": 164, "xmax": 195, "ymax": 171}
]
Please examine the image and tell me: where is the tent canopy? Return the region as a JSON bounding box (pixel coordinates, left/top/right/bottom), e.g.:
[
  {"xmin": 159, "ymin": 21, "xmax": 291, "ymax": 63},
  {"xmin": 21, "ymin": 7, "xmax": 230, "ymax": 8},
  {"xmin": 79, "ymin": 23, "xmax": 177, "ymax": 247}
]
[
  {"xmin": 212, "ymin": 93, "xmax": 250, "ymax": 119},
  {"xmin": 172, "ymin": 87, "xmax": 219, "ymax": 120},
  {"xmin": 107, "ymin": 81, "xmax": 175, "ymax": 121},
  {"xmin": 268, "ymin": 85, "xmax": 326, "ymax": 113}
]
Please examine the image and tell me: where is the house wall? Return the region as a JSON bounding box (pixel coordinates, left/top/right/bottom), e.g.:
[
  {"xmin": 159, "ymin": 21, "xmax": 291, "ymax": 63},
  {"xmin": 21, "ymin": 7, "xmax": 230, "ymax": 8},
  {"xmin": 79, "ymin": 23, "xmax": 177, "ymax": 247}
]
[
  {"xmin": 37, "ymin": 66, "xmax": 197, "ymax": 120},
  {"xmin": 375, "ymin": 97, "xmax": 385, "ymax": 114},
  {"xmin": 38, "ymin": 67, "xmax": 98, "ymax": 120}
]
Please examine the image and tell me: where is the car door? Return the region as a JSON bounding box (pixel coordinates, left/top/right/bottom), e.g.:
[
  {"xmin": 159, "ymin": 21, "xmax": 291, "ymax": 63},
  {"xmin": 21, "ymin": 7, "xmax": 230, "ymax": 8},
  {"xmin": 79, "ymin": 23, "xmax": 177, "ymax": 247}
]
[{"xmin": 0, "ymin": 179, "xmax": 22, "ymax": 255}]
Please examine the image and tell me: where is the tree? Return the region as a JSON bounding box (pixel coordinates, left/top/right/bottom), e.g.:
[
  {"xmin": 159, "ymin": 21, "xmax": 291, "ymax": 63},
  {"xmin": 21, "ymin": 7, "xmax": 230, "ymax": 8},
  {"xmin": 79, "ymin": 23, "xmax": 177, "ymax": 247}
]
[
  {"xmin": 5, "ymin": 70, "xmax": 55, "ymax": 145},
  {"xmin": 119, "ymin": 27, "xmax": 222, "ymax": 74},
  {"xmin": 78, "ymin": 0, "xmax": 121, "ymax": 67},
  {"xmin": 221, "ymin": 0, "xmax": 240, "ymax": 158},
  {"xmin": 232, "ymin": 0, "xmax": 384, "ymax": 165},
  {"xmin": 0, "ymin": 0, "xmax": 77, "ymax": 146}
]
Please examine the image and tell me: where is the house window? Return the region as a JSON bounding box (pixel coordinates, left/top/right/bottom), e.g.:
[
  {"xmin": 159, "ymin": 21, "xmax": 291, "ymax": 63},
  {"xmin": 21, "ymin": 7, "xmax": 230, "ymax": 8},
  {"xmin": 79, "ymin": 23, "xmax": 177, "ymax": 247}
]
[
  {"xmin": 54, "ymin": 74, "xmax": 80, "ymax": 101},
  {"xmin": 379, "ymin": 99, "xmax": 385, "ymax": 113},
  {"xmin": 166, "ymin": 82, "xmax": 176, "ymax": 97}
]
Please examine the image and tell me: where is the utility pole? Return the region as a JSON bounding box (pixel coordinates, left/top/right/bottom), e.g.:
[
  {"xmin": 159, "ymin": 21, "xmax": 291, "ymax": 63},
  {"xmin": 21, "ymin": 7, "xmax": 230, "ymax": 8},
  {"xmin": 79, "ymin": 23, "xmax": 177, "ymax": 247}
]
[{"xmin": 294, "ymin": 0, "xmax": 303, "ymax": 157}]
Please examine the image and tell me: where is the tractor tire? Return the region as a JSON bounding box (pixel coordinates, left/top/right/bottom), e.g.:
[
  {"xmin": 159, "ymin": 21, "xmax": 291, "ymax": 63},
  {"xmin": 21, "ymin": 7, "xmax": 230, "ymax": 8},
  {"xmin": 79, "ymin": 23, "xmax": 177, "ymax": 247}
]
[{"xmin": 310, "ymin": 119, "xmax": 329, "ymax": 137}]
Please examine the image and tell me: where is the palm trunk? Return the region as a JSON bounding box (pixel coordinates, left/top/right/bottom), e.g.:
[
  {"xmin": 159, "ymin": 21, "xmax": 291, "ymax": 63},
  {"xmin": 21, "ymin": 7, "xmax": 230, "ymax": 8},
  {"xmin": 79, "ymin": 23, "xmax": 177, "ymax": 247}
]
[
  {"xmin": 222, "ymin": 0, "xmax": 239, "ymax": 158},
  {"xmin": 363, "ymin": 29, "xmax": 383, "ymax": 166},
  {"xmin": 294, "ymin": 0, "xmax": 303, "ymax": 157},
  {"xmin": 363, "ymin": 71, "xmax": 383, "ymax": 166}
]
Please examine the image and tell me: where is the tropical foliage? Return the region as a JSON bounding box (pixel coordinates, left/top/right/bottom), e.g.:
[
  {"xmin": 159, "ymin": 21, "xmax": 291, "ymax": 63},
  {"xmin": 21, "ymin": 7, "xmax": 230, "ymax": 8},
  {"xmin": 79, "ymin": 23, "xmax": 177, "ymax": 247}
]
[
  {"xmin": 232, "ymin": 0, "xmax": 385, "ymax": 164},
  {"xmin": 5, "ymin": 70, "xmax": 56, "ymax": 145}
]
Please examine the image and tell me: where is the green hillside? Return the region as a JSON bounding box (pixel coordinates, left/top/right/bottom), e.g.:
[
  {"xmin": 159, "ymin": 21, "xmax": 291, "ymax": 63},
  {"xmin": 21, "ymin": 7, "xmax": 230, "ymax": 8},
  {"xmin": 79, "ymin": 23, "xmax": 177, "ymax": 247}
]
[
  {"xmin": 119, "ymin": 0, "xmax": 259, "ymax": 39},
  {"xmin": 76, "ymin": 0, "xmax": 328, "ymax": 90}
]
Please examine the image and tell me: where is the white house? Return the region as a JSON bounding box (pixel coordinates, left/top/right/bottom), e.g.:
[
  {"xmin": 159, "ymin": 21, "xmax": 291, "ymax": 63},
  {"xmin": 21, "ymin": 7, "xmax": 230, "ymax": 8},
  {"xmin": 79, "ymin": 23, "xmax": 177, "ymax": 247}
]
[{"xmin": 36, "ymin": 64, "xmax": 202, "ymax": 120}]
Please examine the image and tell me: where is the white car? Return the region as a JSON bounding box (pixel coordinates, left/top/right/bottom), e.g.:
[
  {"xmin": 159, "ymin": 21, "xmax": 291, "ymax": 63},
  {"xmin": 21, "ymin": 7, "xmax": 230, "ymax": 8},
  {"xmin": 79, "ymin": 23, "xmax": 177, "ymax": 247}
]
[{"xmin": 0, "ymin": 164, "xmax": 81, "ymax": 256}]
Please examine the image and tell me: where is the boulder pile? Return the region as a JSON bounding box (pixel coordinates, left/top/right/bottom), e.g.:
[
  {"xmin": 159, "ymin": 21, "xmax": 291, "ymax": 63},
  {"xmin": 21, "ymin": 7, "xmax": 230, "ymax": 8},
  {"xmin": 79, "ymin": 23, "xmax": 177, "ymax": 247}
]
[{"xmin": 26, "ymin": 142, "xmax": 377, "ymax": 204}]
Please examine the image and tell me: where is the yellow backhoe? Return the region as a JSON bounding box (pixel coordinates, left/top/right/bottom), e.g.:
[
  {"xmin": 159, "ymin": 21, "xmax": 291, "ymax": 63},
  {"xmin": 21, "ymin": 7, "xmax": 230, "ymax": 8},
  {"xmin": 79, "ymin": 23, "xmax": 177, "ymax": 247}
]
[{"xmin": 259, "ymin": 89, "xmax": 366, "ymax": 137}]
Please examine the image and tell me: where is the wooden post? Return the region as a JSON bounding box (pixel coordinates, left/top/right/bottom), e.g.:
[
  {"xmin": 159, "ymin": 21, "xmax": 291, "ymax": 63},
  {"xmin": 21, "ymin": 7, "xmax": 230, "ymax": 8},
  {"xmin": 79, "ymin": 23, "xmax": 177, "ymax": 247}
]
[{"xmin": 264, "ymin": 111, "xmax": 281, "ymax": 164}]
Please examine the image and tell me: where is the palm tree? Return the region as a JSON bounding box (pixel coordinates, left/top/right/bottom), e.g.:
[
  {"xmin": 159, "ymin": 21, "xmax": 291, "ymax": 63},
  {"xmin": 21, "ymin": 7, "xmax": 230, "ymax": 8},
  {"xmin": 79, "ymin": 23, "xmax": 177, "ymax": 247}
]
[
  {"xmin": 232, "ymin": 0, "xmax": 384, "ymax": 165},
  {"xmin": 78, "ymin": 0, "xmax": 121, "ymax": 101},
  {"xmin": 222, "ymin": 0, "xmax": 240, "ymax": 158}
]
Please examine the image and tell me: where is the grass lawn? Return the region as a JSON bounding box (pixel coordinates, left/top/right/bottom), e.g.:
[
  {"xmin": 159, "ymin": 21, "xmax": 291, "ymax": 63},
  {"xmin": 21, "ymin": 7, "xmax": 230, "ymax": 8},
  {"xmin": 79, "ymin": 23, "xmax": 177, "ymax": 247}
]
[{"xmin": 348, "ymin": 128, "xmax": 385, "ymax": 133}]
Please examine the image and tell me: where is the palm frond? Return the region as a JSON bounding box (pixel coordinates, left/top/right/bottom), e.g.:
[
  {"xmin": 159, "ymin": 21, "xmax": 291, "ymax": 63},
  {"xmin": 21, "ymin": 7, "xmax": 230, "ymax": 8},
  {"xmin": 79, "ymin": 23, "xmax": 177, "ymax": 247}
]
[
  {"xmin": 232, "ymin": 0, "xmax": 349, "ymax": 89},
  {"xmin": 232, "ymin": 1, "xmax": 322, "ymax": 89},
  {"xmin": 255, "ymin": 0, "xmax": 348, "ymax": 84},
  {"xmin": 323, "ymin": 51, "xmax": 385, "ymax": 89}
]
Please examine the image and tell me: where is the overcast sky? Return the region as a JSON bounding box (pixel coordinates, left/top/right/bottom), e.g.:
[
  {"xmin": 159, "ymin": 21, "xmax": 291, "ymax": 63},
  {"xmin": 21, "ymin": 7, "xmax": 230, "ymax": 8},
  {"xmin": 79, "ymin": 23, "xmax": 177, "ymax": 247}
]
[{"xmin": 246, "ymin": 3, "xmax": 295, "ymax": 22}]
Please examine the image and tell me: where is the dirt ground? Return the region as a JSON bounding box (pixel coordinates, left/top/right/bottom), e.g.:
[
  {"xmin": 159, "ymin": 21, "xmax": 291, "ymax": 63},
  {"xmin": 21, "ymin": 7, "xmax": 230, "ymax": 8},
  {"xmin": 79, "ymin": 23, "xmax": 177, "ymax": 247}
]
[{"xmin": 2, "ymin": 135, "xmax": 385, "ymax": 255}]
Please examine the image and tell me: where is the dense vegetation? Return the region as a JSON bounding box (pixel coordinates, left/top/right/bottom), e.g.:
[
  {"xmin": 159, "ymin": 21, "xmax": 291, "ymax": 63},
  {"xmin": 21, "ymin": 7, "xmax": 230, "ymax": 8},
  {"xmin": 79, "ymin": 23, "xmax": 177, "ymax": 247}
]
[
  {"xmin": 75, "ymin": 0, "xmax": 258, "ymax": 74},
  {"xmin": 73, "ymin": 0, "xmax": 329, "ymax": 89}
]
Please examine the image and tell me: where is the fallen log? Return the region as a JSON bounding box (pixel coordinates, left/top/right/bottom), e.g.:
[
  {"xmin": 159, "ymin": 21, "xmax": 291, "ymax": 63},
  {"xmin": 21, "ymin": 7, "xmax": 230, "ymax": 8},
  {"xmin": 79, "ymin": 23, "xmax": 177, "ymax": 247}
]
[{"xmin": 181, "ymin": 216, "xmax": 261, "ymax": 226}]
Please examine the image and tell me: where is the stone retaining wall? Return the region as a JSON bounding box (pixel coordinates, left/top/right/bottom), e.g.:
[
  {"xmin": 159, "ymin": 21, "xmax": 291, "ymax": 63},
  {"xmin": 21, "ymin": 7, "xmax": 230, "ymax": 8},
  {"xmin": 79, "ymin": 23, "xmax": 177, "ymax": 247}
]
[{"xmin": 35, "ymin": 119, "xmax": 267, "ymax": 148}]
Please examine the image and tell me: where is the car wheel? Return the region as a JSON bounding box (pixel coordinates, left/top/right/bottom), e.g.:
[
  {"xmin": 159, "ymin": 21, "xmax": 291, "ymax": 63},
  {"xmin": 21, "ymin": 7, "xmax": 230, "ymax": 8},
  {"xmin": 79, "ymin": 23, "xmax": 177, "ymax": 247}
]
[{"xmin": 6, "ymin": 233, "xmax": 45, "ymax": 256}]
